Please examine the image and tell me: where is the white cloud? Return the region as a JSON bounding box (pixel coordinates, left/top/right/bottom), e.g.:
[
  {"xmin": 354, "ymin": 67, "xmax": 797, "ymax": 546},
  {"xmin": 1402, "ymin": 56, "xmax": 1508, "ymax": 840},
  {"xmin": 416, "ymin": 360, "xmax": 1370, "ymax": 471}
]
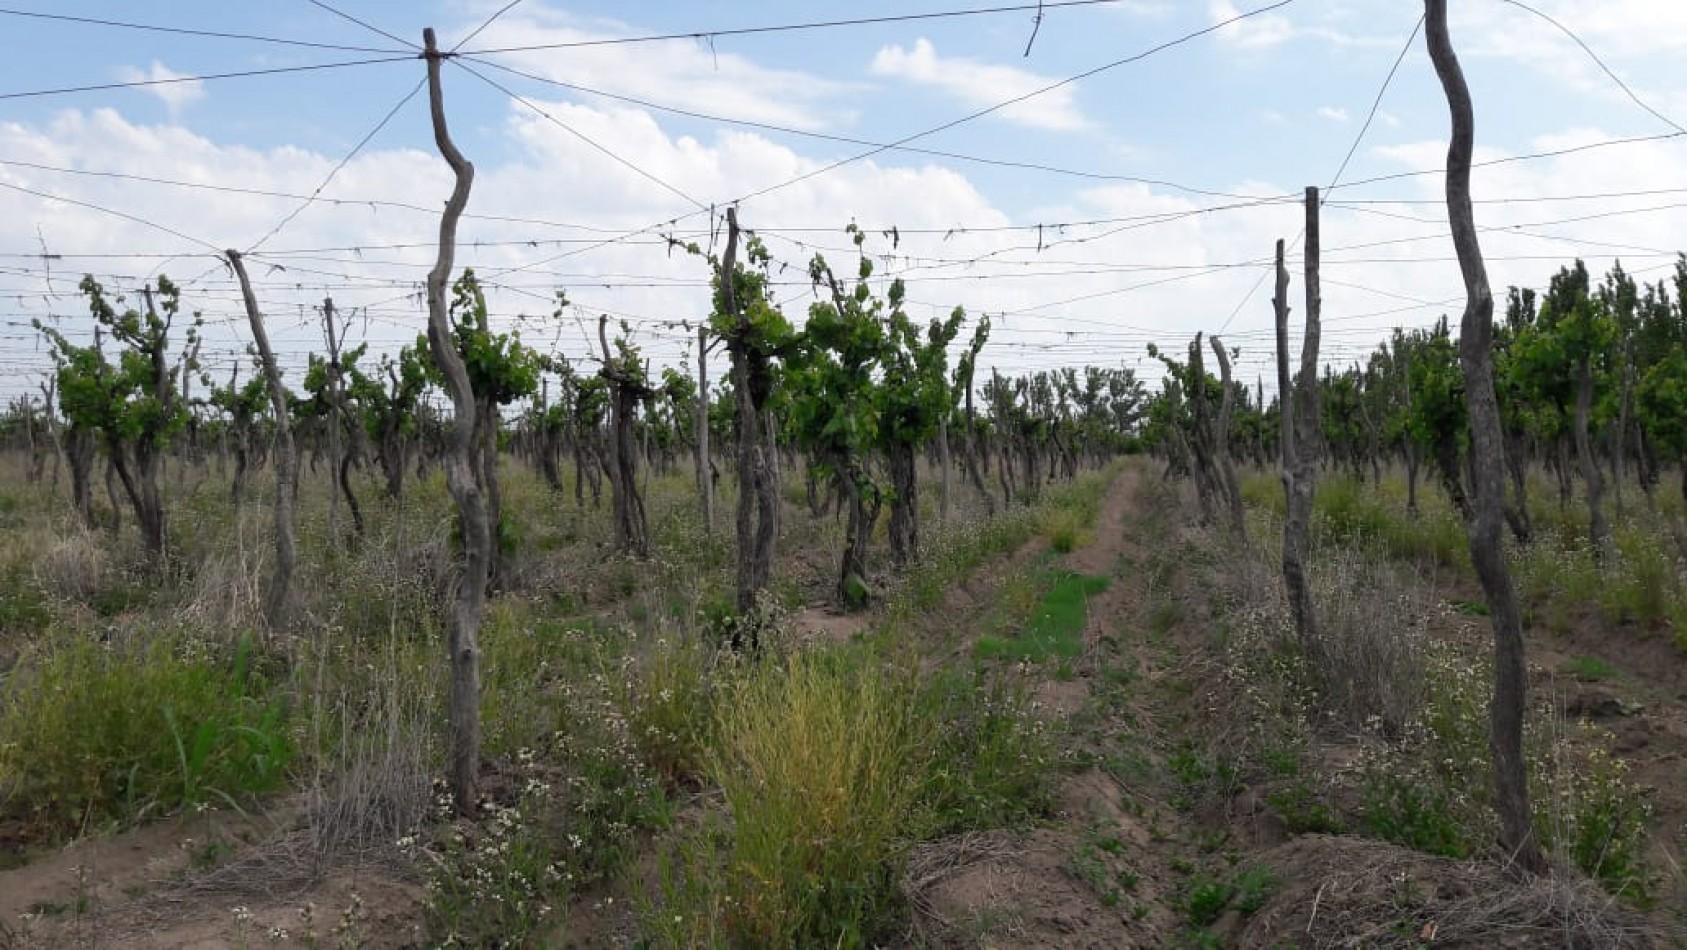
[
  {"xmin": 114, "ymin": 61, "xmax": 205, "ymax": 116},
  {"xmin": 1101, "ymin": 1, "xmax": 1174, "ymax": 17},
  {"xmin": 1210, "ymin": 0, "xmax": 1295, "ymax": 49},
  {"xmin": 1316, "ymin": 106, "xmax": 1351, "ymax": 123},
  {"xmin": 1455, "ymin": 0, "xmax": 1687, "ymax": 118},
  {"xmin": 1461, "ymin": 0, "xmax": 1687, "ymax": 60},
  {"xmin": 869, "ymin": 38, "xmax": 1090, "ymax": 133},
  {"xmin": 8, "ymin": 101, "xmax": 1684, "ymax": 405},
  {"xmin": 3, "ymin": 0, "xmax": 1684, "ymax": 408},
  {"xmin": 456, "ymin": 8, "xmax": 854, "ymax": 132}
]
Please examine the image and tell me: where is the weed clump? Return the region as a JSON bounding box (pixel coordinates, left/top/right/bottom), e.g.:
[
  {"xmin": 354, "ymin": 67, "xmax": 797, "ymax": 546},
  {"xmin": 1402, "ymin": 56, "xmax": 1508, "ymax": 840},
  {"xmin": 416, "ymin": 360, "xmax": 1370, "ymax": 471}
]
[
  {"xmin": 704, "ymin": 651, "xmax": 923, "ymax": 946},
  {"xmin": 0, "ymin": 634, "xmax": 292, "ymax": 834}
]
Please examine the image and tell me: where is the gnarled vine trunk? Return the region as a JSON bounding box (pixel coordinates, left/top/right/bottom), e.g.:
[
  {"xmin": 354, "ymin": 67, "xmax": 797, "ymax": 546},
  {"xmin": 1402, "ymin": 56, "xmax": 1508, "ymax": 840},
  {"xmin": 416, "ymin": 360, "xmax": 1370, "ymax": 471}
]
[
  {"xmin": 423, "ymin": 28, "xmax": 487, "ymax": 816},
  {"xmin": 229, "ymin": 249, "xmax": 299, "ymax": 627},
  {"xmin": 886, "ymin": 441, "xmax": 919, "ymax": 568},
  {"xmin": 1426, "ymin": 0, "xmax": 1545, "ymax": 873},
  {"xmin": 1574, "ymin": 353, "xmax": 1611, "ymax": 562}
]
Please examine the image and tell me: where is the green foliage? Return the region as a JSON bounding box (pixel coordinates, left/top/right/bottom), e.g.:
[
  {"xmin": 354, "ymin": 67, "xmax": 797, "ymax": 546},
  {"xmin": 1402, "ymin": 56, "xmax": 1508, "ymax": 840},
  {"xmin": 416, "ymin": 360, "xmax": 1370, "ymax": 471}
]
[
  {"xmin": 1401, "ymin": 318, "xmax": 1466, "ymax": 455},
  {"xmin": 1360, "ymin": 772, "xmax": 1471, "ymax": 858},
  {"xmin": 1183, "ymin": 866, "xmax": 1278, "ymax": 928},
  {"xmin": 1637, "ymin": 346, "xmax": 1687, "ymax": 457},
  {"xmin": 0, "ymin": 566, "xmax": 51, "ymax": 634},
  {"xmin": 203, "ymin": 363, "xmax": 269, "ymax": 430},
  {"xmin": 787, "ymin": 235, "xmax": 891, "ymax": 475},
  {"xmin": 1562, "ymin": 655, "xmax": 1618, "ymax": 682},
  {"xmin": 449, "ymin": 270, "xmax": 541, "ymax": 405},
  {"xmin": 0, "ymin": 635, "xmax": 292, "ymax": 834},
  {"xmin": 618, "ymin": 631, "xmax": 717, "ymax": 789},
  {"xmin": 1538, "ymin": 730, "xmax": 1652, "ymax": 897},
  {"xmin": 1312, "ymin": 476, "xmax": 1468, "ymax": 568},
  {"xmin": 877, "ymin": 301, "xmax": 964, "ymax": 451},
  {"xmin": 38, "ymin": 275, "xmax": 199, "ymax": 449}
]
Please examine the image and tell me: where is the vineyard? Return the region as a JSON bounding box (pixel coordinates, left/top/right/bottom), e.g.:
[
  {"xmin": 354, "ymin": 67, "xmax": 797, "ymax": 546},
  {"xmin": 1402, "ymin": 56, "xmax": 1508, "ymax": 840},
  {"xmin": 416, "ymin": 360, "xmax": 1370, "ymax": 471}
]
[{"xmin": 1, "ymin": 1, "xmax": 1686, "ymax": 947}]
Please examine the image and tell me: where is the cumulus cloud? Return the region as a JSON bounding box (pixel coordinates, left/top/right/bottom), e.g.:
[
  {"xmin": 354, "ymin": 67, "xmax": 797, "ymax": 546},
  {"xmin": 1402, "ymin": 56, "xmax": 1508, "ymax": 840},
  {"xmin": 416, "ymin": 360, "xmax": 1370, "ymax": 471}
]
[
  {"xmin": 454, "ymin": 8, "xmax": 854, "ymax": 133},
  {"xmin": 869, "ymin": 38, "xmax": 1090, "ymax": 132},
  {"xmin": 114, "ymin": 61, "xmax": 205, "ymax": 116},
  {"xmin": 1316, "ymin": 106, "xmax": 1351, "ymax": 123}
]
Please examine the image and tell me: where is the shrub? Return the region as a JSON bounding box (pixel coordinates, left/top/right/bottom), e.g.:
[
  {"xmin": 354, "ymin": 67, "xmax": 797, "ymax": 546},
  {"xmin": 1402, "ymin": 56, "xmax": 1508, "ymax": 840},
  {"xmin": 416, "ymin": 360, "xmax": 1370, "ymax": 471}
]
[
  {"xmin": 1359, "ymin": 772, "xmax": 1472, "ymax": 858},
  {"xmin": 1044, "ymin": 508, "xmax": 1089, "ymax": 554},
  {"xmin": 705, "ymin": 651, "xmax": 923, "ymax": 946},
  {"xmin": 0, "ymin": 566, "xmax": 50, "ymax": 634},
  {"xmin": 419, "ymin": 766, "xmax": 568, "ymax": 945},
  {"xmin": 1534, "ymin": 724, "xmax": 1653, "ymax": 898},
  {"xmin": 1305, "ymin": 547, "xmax": 1433, "ymax": 737}
]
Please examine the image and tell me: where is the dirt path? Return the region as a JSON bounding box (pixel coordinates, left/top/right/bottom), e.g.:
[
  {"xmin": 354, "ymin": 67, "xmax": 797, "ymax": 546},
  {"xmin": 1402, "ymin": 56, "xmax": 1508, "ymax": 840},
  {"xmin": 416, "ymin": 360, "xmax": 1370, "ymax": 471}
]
[{"xmin": 911, "ymin": 463, "xmax": 1199, "ymax": 947}]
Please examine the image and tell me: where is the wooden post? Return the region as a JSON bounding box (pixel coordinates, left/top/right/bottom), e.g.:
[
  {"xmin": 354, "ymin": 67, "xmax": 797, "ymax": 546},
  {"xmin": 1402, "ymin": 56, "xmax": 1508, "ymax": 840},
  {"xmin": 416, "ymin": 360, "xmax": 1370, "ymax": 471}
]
[
  {"xmin": 938, "ymin": 411, "xmax": 952, "ymax": 522},
  {"xmin": 1275, "ymin": 224, "xmax": 1318, "ymax": 651},
  {"xmin": 1209, "ymin": 334, "xmax": 1245, "ymax": 537}
]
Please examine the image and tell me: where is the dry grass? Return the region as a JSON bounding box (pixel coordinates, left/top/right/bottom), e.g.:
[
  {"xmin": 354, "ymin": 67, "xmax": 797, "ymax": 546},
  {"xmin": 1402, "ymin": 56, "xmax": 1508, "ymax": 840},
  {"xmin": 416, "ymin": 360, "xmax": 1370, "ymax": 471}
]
[
  {"xmin": 179, "ymin": 511, "xmax": 268, "ymax": 634},
  {"xmin": 34, "ymin": 528, "xmax": 112, "ymax": 606},
  {"xmin": 306, "ymin": 681, "xmax": 436, "ymax": 861},
  {"xmin": 1305, "ymin": 547, "xmax": 1434, "ymax": 738},
  {"xmin": 1241, "ymin": 835, "xmax": 1671, "ymax": 949},
  {"xmin": 901, "ymin": 829, "xmax": 1025, "ymax": 942}
]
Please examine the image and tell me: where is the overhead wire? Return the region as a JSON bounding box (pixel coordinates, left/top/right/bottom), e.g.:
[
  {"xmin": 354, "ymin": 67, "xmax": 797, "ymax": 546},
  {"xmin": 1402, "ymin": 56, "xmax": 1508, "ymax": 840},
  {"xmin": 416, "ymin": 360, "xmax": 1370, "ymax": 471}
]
[
  {"xmin": 244, "ymin": 76, "xmax": 429, "ymax": 253},
  {"xmin": 450, "ymin": 59, "xmax": 710, "ymax": 212},
  {"xmin": 1218, "ymin": 10, "xmax": 1430, "ymax": 336},
  {"xmin": 476, "ymin": 0, "xmax": 1300, "ymax": 282},
  {"xmin": 729, "ymin": 0, "xmax": 1298, "ymax": 207},
  {"xmin": 302, "ymin": 0, "xmax": 418, "ymax": 52},
  {"xmin": 1493, "ymin": 0, "xmax": 1686, "ymax": 136},
  {"xmin": 0, "ymin": 7, "xmax": 411, "ymax": 54},
  {"xmin": 455, "ymin": 55, "xmax": 1273, "ymax": 201},
  {"xmin": 455, "ymin": 0, "xmax": 1147, "ymax": 55},
  {"xmin": 0, "ymin": 56, "xmax": 416, "ymax": 102}
]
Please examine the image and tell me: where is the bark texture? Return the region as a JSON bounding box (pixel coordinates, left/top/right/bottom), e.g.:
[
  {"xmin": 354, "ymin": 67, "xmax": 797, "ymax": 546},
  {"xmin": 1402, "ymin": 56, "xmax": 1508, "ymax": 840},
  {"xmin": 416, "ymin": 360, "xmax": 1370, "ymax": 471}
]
[
  {"xmin": 423, "ymin": 28, "xmax": 487, "ymax": 816},
  {"xmin": 1425, "ymin": 0, "xmax": 1545, "ymax": 874},
  {"xmin": 228, "ymin": 250, "xmax": 299, "ymax": 628}
]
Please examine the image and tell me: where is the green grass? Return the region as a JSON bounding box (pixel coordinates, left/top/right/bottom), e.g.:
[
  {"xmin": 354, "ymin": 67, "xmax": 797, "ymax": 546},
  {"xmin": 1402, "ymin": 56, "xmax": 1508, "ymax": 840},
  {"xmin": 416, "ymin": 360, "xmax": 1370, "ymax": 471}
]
[
  {"xmin": 1562, "ymin": 655, "xmax": 1618, "ymax": 682},
  {"xmin": 0, "ymin": 633, "xmax": 293, "ymax": 835},
  {"xmin": 975, "ymin": 570, "xmax": 1109, "ymax": 662}
]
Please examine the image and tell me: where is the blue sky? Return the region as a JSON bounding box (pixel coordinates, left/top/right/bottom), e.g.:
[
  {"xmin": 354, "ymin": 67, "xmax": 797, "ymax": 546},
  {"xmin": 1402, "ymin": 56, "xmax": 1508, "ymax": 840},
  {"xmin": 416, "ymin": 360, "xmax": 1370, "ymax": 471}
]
[{"xmin": 1, "ymin": 0, "xmax": 1684, "ymax": 397}]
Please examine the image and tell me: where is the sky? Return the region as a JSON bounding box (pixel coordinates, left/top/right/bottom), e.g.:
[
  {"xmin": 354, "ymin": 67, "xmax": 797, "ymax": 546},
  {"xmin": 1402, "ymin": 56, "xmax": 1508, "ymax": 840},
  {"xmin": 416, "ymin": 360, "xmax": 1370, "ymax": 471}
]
[{"xmin": 0, "ymin": 0, "xmax": 1684, "ymax": 405}]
